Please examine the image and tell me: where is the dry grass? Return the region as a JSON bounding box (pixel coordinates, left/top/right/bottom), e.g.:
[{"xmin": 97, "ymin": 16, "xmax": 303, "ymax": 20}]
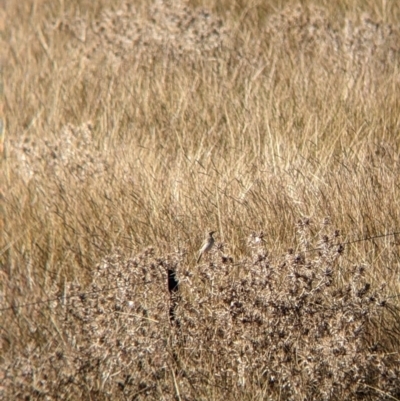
[{"xmin": 1, "ymin": 0, "xmax": 400, "ymax": 399}]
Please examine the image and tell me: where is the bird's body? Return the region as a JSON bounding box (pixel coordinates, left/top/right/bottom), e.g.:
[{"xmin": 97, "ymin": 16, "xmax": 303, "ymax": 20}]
[{"xmin": 197, "ymin": 231, "xmax": 216, "ymax": 263}]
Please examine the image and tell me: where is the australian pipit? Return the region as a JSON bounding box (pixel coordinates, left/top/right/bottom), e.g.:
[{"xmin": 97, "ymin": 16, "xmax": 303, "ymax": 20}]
[{"xmin": 197, "ymin": 231, "xmax": 216, "ymax": 263}]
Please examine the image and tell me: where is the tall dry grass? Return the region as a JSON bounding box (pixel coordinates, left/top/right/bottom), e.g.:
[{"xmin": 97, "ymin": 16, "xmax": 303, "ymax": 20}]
[{"xmin": 1, "ymin": 0, "xmax": 400, "ymax": 399}]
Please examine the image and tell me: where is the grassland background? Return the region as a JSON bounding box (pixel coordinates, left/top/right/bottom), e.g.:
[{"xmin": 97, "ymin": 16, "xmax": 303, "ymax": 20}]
[{"xmin": 1, "ymin": 0, "xmax": 400, "ymax": 399}]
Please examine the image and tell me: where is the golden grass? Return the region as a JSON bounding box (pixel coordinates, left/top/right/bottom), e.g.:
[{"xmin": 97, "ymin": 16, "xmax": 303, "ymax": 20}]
[{"xmin": 1, "ymin": 0, "xmax": 400, "ymax": 399}]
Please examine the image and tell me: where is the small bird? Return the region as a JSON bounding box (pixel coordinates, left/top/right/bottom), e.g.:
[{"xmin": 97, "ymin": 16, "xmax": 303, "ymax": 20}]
[{"xmin": 197, "ymin": 231, "xmax": 216, "ymax": 263}]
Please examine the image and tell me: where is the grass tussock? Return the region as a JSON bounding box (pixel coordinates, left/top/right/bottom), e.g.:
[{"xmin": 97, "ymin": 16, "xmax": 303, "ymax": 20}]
[{"xmin": 1, "ymin": 0, "xmax": 400, "ymax": 399}]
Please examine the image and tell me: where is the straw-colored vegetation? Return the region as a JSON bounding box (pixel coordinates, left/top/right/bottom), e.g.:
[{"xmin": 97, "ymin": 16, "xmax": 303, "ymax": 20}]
[{"xmin": 1, "ymin": 0, "xmax": 400, "ymax": 399}]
